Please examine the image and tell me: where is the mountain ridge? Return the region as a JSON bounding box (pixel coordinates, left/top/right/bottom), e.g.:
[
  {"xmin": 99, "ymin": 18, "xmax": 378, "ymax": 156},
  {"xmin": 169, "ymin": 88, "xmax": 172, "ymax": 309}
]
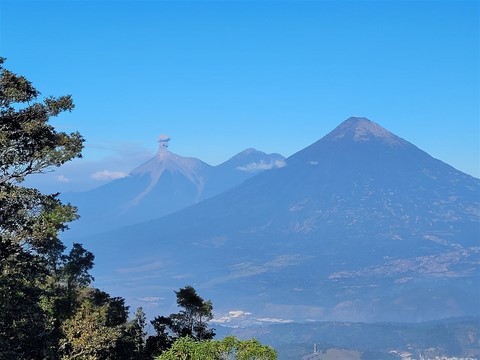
[{"xmin": 62, "ymin": 145, "xmax": 285, "ymax": 236}]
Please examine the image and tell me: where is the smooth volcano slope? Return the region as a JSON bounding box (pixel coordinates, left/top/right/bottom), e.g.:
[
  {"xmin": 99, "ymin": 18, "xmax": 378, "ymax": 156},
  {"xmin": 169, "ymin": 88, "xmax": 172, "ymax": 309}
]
[
  {"xmin": 62, "ymin": 140, "xmax": 284, "ymax": 236},
  {"xmin": 62, "ymin": 146, "xmax": 211, "ymax": 235},
  {"xmin": 85, "ymin": 117, "xmax": 480, "ymax": 323}
]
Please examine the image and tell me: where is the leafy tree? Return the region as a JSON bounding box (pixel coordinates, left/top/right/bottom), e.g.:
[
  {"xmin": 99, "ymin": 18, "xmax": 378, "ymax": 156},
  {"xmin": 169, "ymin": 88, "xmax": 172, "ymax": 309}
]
[
  {"xmin": 114, "ymin": 307, "xmax": 149, "ymax": 360},
  {"xmin": 0, "ymin": 239, "xmax": 47, "ymax": 359},
  {"xmin": 171, "ymin": 285, "xmax": 215, "ymax": 340},
  {"xmin": 40, "ymin": 242, "xmax": 95, "ymax": 358},
  {"xmin": 146, "ymin": 286, "xmax": 215, "ymax": 358},
  {"xmin": 59, "ymin": 287, "xmax": 142, "ymax": 360},
  {"xmin": 157, "ymin": 336, "xmax": 277, "ymax": 360},
  {"xmin": 60, "ymin": 300, "xmax": 123, "ymax": 360},
  {"xmin": 82, "ymin": 288, "xmax": 130, "ymax": 327},
  {"xmin": 42, "ymin": 243, "xmax": 95, "ymax": 320},
  {"xmin": 234, "ymin": 338, "xmax": 277, "ymax": 360},
  {"xmin": 132, "ymin": 307, "xmax": 148, "ymax": 346},
  {"xmin": 146, "ymin": 316, "xmax": 175, "ymax": 358},
  {"xmin": 0, "ymin": 56, "xmax": 83, "ymax": 244},
  {"xmin": 96, "ymin": 294, "xmax": 146, "ymax": 359},
  {"xmin": 61, "ymin": 243, "xmax": 95, "ymax": 297},
  {"xmin": 0, "ymin": 57, "xmax": 84, "ymax": 358}
]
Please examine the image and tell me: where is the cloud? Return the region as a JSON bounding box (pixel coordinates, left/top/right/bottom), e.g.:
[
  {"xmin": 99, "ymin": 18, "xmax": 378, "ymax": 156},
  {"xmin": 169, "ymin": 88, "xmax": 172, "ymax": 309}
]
[
  {"xmin": 137, "ymin": 296, "xmax": 164, "ymax": 303},
  {"xmin": 255, "ymin": 317, "xmax": 294, "ymax": 324},
  {"xmin": 228, "ymin": 310, "xmax": 250, "ymax": 318},
  {"xmin": 236, "ymin": 159, "xmax": 286, "ymax": 172},
  {"xmin": 211, "ymin": 310, "xmax": 252, "ymax": 324},
  {"xmin": 56, "ymin": 175, "xmax": 70, "ymax": 183},
  {"xmin": 23, "ymin": 141, "xmax": 154, "ymax": 193},
  {"xmin": 91, "ymin": 170, "xmax": 129, "ymax": 181},
  {"xmin": 116, "ymin": 260, "xmax": 166, "ymax": 274},
  {"xmin": 172, "ymin": 274, "xmax": 193, "ymax": 280},
  {"xmin": 212, "ymin": 310, "xmax": 292, "ymax": 325}
]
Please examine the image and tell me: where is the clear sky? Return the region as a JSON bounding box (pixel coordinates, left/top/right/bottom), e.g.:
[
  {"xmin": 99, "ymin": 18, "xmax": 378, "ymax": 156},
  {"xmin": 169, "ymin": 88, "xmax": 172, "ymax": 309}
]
[{"xmin": 1, "ymin": 0, "xmax": 479, "ymax": 192}]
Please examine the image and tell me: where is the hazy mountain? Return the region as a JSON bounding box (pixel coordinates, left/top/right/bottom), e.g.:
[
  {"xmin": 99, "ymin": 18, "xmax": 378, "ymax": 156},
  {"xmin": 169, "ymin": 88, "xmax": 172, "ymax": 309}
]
[
  {"xmin": 80, "ymin": 117, "xmax": 479, "ymax": 323},
  {"xmin": 62, "ymin": 136, "xmax": 284, "ymax": 235},
  {"xmin": 204, "ymin": 147, "xmax": 285, "ymax": 199}
]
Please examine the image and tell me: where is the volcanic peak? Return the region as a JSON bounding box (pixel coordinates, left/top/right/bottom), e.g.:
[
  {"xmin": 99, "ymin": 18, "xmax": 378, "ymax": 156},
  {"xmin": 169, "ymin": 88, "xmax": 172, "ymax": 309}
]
[
  {"xmin": 326, "ymin": 117, "xmax": 408, "ymax": 147},
  {"xmin": 157, "ymin": 134, "xmax": 171, "ymax": 153}
]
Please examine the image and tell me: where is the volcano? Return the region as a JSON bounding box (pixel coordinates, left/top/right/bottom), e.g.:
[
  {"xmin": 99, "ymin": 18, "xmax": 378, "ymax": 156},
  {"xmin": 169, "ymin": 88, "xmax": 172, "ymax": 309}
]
[
  {"xmin": 62, "ymin": 136, "xmax": 284, "ymax": 235},
  {"xmin": 80, "ymin": 117, "xmax": 480, "ymax": 323}
]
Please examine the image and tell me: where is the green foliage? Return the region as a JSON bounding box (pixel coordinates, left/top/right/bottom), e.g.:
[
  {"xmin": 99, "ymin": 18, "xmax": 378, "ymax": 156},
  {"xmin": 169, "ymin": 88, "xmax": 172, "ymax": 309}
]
[
  {"xmin": 157, "ymin": 336, "xmax": 277, "ymax": 360},
  {"xmin": 0, "ymin": 57, "xmax": 85, "ymax": 359},
  {"xmin": 0, "ymin": 56, "xmax": 83, "ymax": 260},
  {"xmin": 146, "ymin": 315, "xmax": 175, "ymax": 358},
  {"xmin": 234, "ymin": 338, "xmax": 277, "ymax": 360},
  {"xmin": 58, "ymin": 288, "xmax": 148, "ymax": 360},
  {"xmin": 120, "ymin": 307, "xmax": 148, "ymax": 359},
  {"xmin": 0, "ymin": 57, "xmax": 83, "ymax": 185},
  {"xmin": 60, "ymin": 300, "xmax": 123, "ymax": 360},
  {"xmin": 172, "ymin": 285, "xmax": 215, "ymax": 340},
  {"xmin": 0, "ymin": 238, "xmax": 47, "ymax": 359},
  {"xmin": 149, "ymin": 289, "xmax": 276, "ymax": 359},
  {"xmin": 146, "ymin": 286, "xmax": 215, "ymax": 357},
  {"xmin": 37, "ymin": 243, "xmax": 96, "ymax": 358},
  {"xmin": 61, "ymin": 243, "xmax": 95, "ymax": 288}
]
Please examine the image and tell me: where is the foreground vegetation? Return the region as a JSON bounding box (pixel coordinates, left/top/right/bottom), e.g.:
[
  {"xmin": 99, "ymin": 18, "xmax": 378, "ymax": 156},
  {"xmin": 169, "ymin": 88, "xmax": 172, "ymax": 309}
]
[{"xmin": 0, "ymin": 58, "xmax": 276, "ymax": 359}]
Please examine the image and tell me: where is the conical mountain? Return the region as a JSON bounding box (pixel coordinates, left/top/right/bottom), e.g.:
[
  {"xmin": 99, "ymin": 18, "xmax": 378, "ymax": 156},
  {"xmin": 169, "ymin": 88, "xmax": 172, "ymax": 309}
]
[
  {"xmin": 83, "ymin": 117, "xmax": 479, "ymax": 323},
  {"xmin": 62, "ymin": 137, "xmax": 285, "ymax": 236},
  {"xmin": 217, "ymin": 147, "xmax": 285, "ymax": 170},
  {"xmin": 203, "ymin": 148, "xmax": 285, "ymax": 199}
]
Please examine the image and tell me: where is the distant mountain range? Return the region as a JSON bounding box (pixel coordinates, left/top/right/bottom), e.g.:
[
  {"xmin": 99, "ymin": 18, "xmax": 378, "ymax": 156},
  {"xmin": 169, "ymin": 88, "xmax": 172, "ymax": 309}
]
[
  {"xmin": 62, "ymin": 138, "xmax": 284, "ymax": 235},
  {"xmin": 71, "ymin": 117, "xmax": 479, "ymax": 325},
  {"xmin": 216, "ymin": 317, "xmax": 480, "ymax": 360}
]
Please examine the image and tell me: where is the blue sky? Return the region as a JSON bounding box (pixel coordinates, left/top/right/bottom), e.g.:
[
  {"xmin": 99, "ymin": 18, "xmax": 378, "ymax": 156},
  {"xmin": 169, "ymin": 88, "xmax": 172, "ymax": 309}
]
[{"xmin": 1, "ymin": 0, "xmax": 479, "ymax": 192}]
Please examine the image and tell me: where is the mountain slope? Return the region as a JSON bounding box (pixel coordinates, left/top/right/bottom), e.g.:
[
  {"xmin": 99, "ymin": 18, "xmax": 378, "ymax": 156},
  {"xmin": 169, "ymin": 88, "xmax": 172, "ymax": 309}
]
[
  {"xmin": 81, "ymin": 117, "xmax": 480, "ymax": 323},
  {"xmin": 62, "ymin": 138, "xmax": 284, "ymax": 235}
]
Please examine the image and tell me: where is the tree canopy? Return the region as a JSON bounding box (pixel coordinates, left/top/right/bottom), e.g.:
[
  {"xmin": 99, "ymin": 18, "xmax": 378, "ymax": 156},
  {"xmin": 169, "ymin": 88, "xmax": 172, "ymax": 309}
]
[
  {"xmin": 157, "ymin": 336, "xmax": 277, "ymax": 360},
  {"xmin": 146, "ymin": 285, "xmax": 215, "ymax": 357},
  {"xmin": 0, "ymin": 57, "xmax": 85, "ymax": 359}
]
